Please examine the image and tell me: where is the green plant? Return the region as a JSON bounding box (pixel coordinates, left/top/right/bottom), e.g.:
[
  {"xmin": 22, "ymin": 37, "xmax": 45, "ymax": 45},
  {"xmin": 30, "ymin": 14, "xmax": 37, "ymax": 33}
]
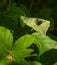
[
  {"xmin": 0, "ymin": 0, "xmax": 57, "ymax": 65},
  {"xmin": 0, "ymin": 16, "xmax": 57, "ymax": 65}
]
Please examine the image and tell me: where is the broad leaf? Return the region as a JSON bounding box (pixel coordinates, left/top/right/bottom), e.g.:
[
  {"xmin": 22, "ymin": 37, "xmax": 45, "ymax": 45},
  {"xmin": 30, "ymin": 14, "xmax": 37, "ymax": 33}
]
[
  {"xmin": 21, "ymin": 16, "xmax": 50, "ymax": 34},
  {"xmin": 11, "ymin": 34, "xmax": 35, "ymax": 64},
  {"xmin": 0, "ymin": 26, "xmax": 13, "ymax": 59},
  {"xmin": 32, "ymin": 32, "xmax": 57, "ymax": 65},
  {"xmin": 32, "ymin": 32, "xmax": 57, "ymax": 56}
]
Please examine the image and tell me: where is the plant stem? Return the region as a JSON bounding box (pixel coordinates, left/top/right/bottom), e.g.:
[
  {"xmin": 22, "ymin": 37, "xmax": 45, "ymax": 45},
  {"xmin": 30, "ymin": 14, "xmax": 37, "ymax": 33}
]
[{"xmin": 29, "ymin": 0, "xmax": 34, "ymax": 14}]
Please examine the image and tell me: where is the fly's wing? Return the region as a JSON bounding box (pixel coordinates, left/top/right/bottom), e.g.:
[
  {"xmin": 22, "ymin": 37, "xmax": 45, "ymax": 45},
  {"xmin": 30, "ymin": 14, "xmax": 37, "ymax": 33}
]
[{"xmin": 20, "ymin": 16, "xmax": 50, "ymax": 35}]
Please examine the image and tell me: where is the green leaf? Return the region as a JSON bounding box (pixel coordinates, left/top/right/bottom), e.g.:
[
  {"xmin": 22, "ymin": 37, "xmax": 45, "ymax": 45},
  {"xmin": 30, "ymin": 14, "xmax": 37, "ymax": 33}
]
[
  {"xmin": 11, "ymin": 34, "xmax": 35, "ymax": 63},
  {"xmin": 32, "ymin": 32, "xmax": 57, "ymax": 56},
  {"xmin": 0, "ymin": 26, "xmax": 13, "ymax": 50},
  {"xmin": 0, "ymin": 26, "xmax": 13, "ymax": 59},
  {"xmin": 0, "ymin": 58, "xmax": 11, "ymax": 65},
  {"xmin": 32, "ymin": 61, "xmax": 42, "ymax": 65},
  {"xmin": 53, "ymin": 62, "xmax": 57, "ymax": 65},
  {"xmin": 21, "ymin": 16, "xmax": 50, "ymax": 34}
]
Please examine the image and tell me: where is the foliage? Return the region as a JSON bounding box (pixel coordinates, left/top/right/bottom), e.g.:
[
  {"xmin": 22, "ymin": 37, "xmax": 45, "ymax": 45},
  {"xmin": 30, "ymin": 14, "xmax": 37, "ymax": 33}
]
[
  {"xmin": 0, "ymin": 0, "xmax": 57, "ymax": 65},
  {"xmin": 0, "ymin": 16, "xmax": 57, "ymax": 65}
]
